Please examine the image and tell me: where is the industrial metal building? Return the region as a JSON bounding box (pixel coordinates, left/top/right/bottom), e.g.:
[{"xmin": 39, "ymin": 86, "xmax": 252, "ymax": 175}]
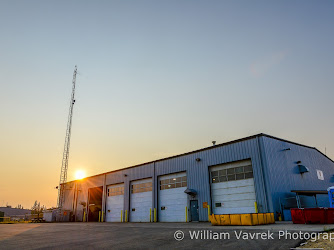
[{"xmin": 62, "ymin": 133, "xmax": 334, "ymax": 222}]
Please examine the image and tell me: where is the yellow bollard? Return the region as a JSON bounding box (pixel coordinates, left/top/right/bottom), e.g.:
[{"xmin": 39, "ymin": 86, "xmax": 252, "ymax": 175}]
[
  {"xmin": 83, "ymin": 211, "xmax": 86, "ymax": 222},
  {"xmin": 154, "ymin": 208, "xmax": 157, "ymax": 222},
  {"xmin": 125, "ymin": 210, "xmax": 128, "ymax": 222},
  {"xmin": 254, "ymin": 202, "xmax": 258, "ymax": 213},
  {"xmin": 101, "ymin": 212, "xmax": 104, "ymax": 222},
  {"xmin": 208, "ymin": 205, "xmax": 211, "ymax": 222},
  {"xmin": 99, "ymin": 211, "xmax": 101, "ymax": 222},
  {"xmin": 150, "ymin": 208, "xmax": 152, "ymax": 222},
  {"xmin": 121, "ymin": 210, "xmax": 123, "ymax": 222},
  {"xmin": 185, "ymin": 206, "xmax": 188, "ymax": 222}
]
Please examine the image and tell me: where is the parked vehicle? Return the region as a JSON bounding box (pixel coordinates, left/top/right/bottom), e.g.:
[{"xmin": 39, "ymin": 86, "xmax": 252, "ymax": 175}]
[{"xmin": 31, "ymin": 213, "xmax": 45, "ymax": 223}]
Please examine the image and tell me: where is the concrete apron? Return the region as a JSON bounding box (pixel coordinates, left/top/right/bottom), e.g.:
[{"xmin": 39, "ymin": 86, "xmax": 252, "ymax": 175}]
[
  {"xmin": 209, "ymin": 221, "xmax": 334, "ymax": 232},
  {"xmin": 104, "ymin": 221, "xmax": 334, "ymax": 232}
]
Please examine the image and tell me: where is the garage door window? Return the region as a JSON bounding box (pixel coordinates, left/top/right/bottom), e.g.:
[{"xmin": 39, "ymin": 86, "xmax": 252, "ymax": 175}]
[
  {"xmin": 108, "ymin": 186, "xmax": 124, "ymax": 196},
  {"xmin": 211, "ymin": 165, "xmax": 253, "ymax": 183},
  {"xmin": 131, "ymin": 182, "xmax": 152, "ymax": 193},
  {"xmin": 160, "ymin": 176, "xmax": 187, "ymax": 190}
]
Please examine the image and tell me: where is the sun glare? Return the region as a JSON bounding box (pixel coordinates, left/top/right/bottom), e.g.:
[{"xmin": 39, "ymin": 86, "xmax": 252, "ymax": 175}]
[{"xmin": 75, "ymin": 170, "xmax": 85, "ymax": 180}]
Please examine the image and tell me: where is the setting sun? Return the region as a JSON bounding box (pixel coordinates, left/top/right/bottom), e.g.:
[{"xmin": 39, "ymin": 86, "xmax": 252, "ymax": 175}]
[{"xmin": 74, "ymin": 170, "xmax": 85, "ymax": 180}]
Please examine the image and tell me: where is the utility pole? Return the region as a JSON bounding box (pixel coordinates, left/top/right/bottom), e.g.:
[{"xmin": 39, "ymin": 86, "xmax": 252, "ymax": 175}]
[{"xmin": 57, "ymin": 66, "xmax": 78, "ymax": 218}]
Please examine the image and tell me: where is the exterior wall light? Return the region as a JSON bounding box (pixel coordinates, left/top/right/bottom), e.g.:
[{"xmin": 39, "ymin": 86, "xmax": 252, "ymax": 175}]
[
  {"xmin": 184, "ymin": 188, "xmax": 197, "ymax": 197},
  {"xmin": 298, "ymin": 165, "xmax": 309, "ymax": 174},
  {"xmin": 195, "ymin": 158, "xmax": 201, "ymax": 162}
]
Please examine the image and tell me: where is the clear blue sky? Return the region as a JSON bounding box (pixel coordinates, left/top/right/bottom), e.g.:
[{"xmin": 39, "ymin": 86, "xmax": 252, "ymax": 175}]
[{"xmin": 0, "ymin": 0, "xmax": 333, "ymax": 208}]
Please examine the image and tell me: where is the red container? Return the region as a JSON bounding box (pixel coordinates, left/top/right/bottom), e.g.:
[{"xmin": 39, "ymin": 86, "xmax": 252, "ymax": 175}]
[
  {"xmin": 325, "ymin": 208, "xmax": 334, "ymax": 224},
  {"xmin": 304, "ymin": 208, "xmax": 326, "ymax": 224},
  {"xmin": 290, "ymin": 208, "xmax": 306, "ymax": 224}
]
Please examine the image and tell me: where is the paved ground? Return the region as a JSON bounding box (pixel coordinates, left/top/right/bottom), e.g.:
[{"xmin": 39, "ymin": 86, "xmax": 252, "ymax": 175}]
[{"xmin": 0, "ymin": 222, "xmax": 331, "ymax": 249}]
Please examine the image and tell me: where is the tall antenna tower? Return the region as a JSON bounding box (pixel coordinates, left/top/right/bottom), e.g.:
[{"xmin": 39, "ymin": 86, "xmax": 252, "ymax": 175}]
[{"xmin": 57, "ymin": 65, "xmax": 78, "ymax": 209}]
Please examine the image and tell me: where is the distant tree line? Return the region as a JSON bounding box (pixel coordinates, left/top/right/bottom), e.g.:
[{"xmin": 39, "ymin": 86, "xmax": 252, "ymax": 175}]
[
  {"xmin": 31, "ymin": 201, "xmax": 46, "ymax": 214},
  {"xmin": 2, "ymin": 201, "xmax": 47, "ymax": 212},
  {"xmin": 15, "ymin": 204, "xmax": 24, "ymax": 209}
]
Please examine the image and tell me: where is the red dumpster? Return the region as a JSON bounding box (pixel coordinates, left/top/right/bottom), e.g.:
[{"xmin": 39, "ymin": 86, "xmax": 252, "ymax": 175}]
[
  {"xmin": 290, "ymin": 208, "xmax": 305, "ymax": 224},
  {"xmin": 325, "ymin": 208, "xmax": 334, "ymax": 224},
  {"xmin": 304, "ymin": 208, "xmax": 326, "ymax": 224}
]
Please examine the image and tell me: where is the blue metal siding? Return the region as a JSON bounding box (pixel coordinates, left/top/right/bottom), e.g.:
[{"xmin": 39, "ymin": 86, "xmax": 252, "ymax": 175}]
[
  {"xmin": 65, "ymin": 134, "xmax": 334, "ymax": 222},
  {"xmin": 70, "ymin": 135, "xmax": 334, "ymax": 221},
  {"xmin": 73, "ymin": 137, "xmax": 271, "ymax": 222},
  {"xmin": 258, "ymin": 137, "xmax": 274, "ymax": 213},
  {"xmin": 261, "ymin": 136, "xmax": 334, "ymax": 218},
  {"xmin": 154, "ymin": 137, "xmax": 269, "ymax": 221}
]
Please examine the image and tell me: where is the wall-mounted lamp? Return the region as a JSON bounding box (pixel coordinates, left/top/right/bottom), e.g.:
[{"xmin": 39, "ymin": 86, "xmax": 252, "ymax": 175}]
[
  {"xmin": 296, "ymin": 161, "xmax": 302, "ymax": 164},
  {"xmin": 195, "ymin": 158, "xmax": 201, "ymax": 162},
  {"xmin": 283, "ymin": 148, "xmax": 291, "ymax": 151},
  {"xmin": 298, "ymin": 165, "xmax": 309, "ymax": 174},
  {"xmin": 124, "ymin": 174, "xmax": 128, "ymax": 177},
  {"xmin": 184, "ymin": 188, "xmax": 197, "ymax": 197}
]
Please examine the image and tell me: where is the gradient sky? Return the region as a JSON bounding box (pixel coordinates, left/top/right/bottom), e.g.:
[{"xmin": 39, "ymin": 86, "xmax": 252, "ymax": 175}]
[{"xmin": 1, "ymin": 0, "xmax": 333, "ymax": 209}]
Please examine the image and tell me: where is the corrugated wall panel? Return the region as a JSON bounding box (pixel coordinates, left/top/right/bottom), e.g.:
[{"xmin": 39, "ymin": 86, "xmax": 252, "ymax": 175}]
[
  {"xmin": 262, "ymin": 136, "xmax": 334, "ymax": 218},
  {"xmin": 154, "ymin": 137, "xmax": 268, "ymax": 221},
  {"xmin": 67, "ymin": 136, "xmax": 272, "ymax": 222}
]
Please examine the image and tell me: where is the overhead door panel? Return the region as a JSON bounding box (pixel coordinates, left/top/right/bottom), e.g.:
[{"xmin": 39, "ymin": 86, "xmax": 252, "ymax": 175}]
[
  {"xmin": 130, "ymin": 178, "xmax": 152, "ymax": 222},
  {"xmin": 158, "ymin": 172, "xmax": 187, "ymax": 222},
  {"xmin": 106, "ymin": 183, "xmax": 124, "ymax": 222},
  {"xmin": 210, "ymin": 160, "xmax": 256, "ymax": 214}
]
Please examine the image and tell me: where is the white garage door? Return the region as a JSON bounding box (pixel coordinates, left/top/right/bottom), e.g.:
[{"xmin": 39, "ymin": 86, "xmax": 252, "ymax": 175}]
[
  {"xmin": 158, "ymin": 172, "xmax": 187, "ymax": 222},
  {"xmin": 130, "ymin": 178, "xmax": 152, "ymax": 222},
  {"xmin": 106, "ymin": 183, "xmax": 124, "ymax": 222},
  {"xmin": 210, "ymin": 160, "xmax": 256, "ymax": 214}
]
